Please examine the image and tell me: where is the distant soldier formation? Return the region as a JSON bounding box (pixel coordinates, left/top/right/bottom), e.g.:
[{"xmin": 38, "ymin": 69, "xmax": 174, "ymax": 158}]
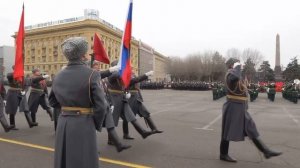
[
  {"xmin": 211, "ymin": 82, "xmax": 226, "ymax": 100},
  {"xmin": 282, "ymin": 79, "xmax": 300, "ymax": 104},
  {"xmin": 140, "ymin": 81, "xmax": 164, "ymax": 90},
  {"xmin": 171, "ymin": 81, "xmax": 210, "ymax": 91}
]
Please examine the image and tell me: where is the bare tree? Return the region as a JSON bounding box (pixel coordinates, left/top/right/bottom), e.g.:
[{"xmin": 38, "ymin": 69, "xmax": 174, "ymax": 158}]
[{"xmin": 241, "ymin": 48, "xmax": 264, "ymax": 69}]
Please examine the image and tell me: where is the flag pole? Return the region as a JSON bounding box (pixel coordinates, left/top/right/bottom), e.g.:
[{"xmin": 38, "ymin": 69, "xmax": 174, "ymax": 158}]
[
  {"xmin": 90, "ymin": 53, "xmax": 95, "ymax": 68},
  {"xmin": 22, "ymin": 3, "xmax": 25, "ymax": 88}
]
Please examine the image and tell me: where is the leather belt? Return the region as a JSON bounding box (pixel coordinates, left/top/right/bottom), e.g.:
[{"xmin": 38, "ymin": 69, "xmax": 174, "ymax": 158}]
[
  {"xmin": 9, "ymin": 87, "xmax": 22, "ymax": 91},
  {"xmin": 129, "ymin": 90, "xmax": 138, "ymax": 93},
  {"xmin": 31, "ymin": 88, "xmax": 44, "ymax": 92},
  {"xmin": 108, "ymin": 89, "xmax": 124, "ymax": 94},
  {"xmin": 227, "ymin": 95, "xmax": 248, "ymax": 102},
  {"xmin": 61, "ymin": 106, "xmax": 93, "ymax": 115}
]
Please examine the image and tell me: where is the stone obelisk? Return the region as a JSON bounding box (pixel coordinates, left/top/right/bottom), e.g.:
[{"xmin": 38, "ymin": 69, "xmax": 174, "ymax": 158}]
[{"xmin": 274, "ymin": 34, "xmax": 283, "ymax": 81}]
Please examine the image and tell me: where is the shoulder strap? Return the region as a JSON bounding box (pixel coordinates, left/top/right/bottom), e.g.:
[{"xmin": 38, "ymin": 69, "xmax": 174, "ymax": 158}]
[{"xmin": 88, "ymin": 70, "xmax": 96, "ymax": 106}]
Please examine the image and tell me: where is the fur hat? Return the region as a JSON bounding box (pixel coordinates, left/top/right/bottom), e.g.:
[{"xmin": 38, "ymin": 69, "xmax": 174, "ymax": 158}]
[{"xmin": 61, "ymin": 37, "xmax": 88, "ymax": 61}]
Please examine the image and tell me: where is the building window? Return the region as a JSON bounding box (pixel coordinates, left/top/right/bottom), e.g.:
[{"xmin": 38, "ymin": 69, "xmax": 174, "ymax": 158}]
[
  {"xmin": 53, "ymin": 46, "xmax": 58, "ymax": 62},
  {"xmin": 31, "ymin": 48, "xmax": 35, "ymax": 63}
]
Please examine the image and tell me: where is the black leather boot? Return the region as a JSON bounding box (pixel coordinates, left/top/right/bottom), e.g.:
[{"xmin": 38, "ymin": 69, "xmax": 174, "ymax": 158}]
[
  {"xmin": 145, "ymin": 117, "xmax": 163, "ymax": 134},
  {"xmin": 24, "ymin": 111, "xmax": 38, "ymax": 128},
  {"xmin": 9, "ymin": 114, "xmax": 18, "ymax": 130},
  {"xmin": 0, "ymin": 115, "xmax": 14, "ymax": 132},
  {"xmin": 107, "ymin": 128, "xmax": 131, "ymax": 152},
  {"xmin": 31, "ymin": 112, "xmax": 39, "ymax": 125},
  {"xmin": 53, "ymin": 108, "xmax": 60, "ymax": 131},
  {"xmin": 46, "ymin": 109, "xmax": 54, "ymax": 121},
  {"xmin": 220, "ymin": 140, "xmax": 237, "ymax": 163},
  {"xmin": 252, "ymin": 138, "xmax": 282, "ymax": 159},
  {"xmin": 123, "ymin": 121, "xmax": 134, "ymax": 140},
  {"xmin": 131, "ymin": 120, "xmax": 153, "ymax": 139}
]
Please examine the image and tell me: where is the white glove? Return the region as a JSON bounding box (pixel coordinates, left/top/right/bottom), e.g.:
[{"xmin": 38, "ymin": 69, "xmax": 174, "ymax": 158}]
[
  {"xmin": 21, "ymin": 91, "xmax": 26, "ymax": 96},
  {"xmin": 145, "ymin": 71, "xmax": 154, "ymax": 77},
  {"xmin": 125, "ymin": 92, "xmax": 131, "ymax": 99},
  {"xmin": 241, "ymin": 64, "xmax": 245, "ymax": 70},
  {"xmin": 43, "ymin": 74, "xmax": 49, "ymax": 79},
  {"xmin": 3, "ymin": 100, "xmax": 6, "ymax": 106},
  {"xmin": 110, "ymin": 106, "xmax": 114, "ymax": 113},
  {"xmin": 233, "ymin": 62, "xmax": 241, "ymax": 69},
  {"xmin": 109, "ymin": 66, "xmax": 120, "ymax": 73}
]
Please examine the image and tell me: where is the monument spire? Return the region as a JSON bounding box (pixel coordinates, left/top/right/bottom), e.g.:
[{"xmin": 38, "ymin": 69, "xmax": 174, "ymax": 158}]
[
  {"xmin": 274, "ymin": 34, "xmax": 283, "ymax": 81},
  {"xmin": 275, "ymin": 34, "xmax": 280, "ymax": 66}
]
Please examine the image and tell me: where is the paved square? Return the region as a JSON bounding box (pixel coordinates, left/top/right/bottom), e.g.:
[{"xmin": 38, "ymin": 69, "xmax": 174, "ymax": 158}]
[{"xmin": 0, "ymin": 90, "xmax": 299, "ymax": 168}]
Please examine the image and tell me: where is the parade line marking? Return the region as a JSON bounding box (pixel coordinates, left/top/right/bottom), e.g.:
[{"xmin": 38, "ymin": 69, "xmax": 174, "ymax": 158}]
[
  {"xmin": 194, "ymin": 114, "xmax": 222, "ymax": 131},
  {"xmin": 282, "ymin": 106, "xmax": 299, "ymax": 126},
  {"xmin": 0, "ymin": 137, "xmax": 151, "ymax": 168}
]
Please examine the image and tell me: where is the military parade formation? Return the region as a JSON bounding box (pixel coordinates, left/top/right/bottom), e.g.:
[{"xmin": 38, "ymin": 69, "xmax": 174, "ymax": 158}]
[
  {"xmin": 282, "ymin": 79, "xmax": 300, "ymax": 104},
  {"xmin": 2, "ymin": 1, "xmax": 300, "ymax": 168}
]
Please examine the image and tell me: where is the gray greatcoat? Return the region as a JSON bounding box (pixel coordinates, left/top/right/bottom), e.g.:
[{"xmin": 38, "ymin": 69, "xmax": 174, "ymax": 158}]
[
  {"xmin": 100, "ymin": 70, "xmax": 115, "ymax": 129},
  {"xmin": 28, "ymin": 76, "xmax": 51, "ymax": 114},
  {"xmin": 222, "ymin": 67, "xmax": 259, "ymax": 141},
  {"xmin": 128, "ymin": 74, "xmax": 151, "ymax": 118},
  {"xmin": 5, "ymin": 73, "xmax": 28, "ymax": 114},
  {"xmin": 49, "ymin": 61, "xmax": 108, "ymax": 168},
  {"xmin": 106, "ymin": 72, "xmax": 136, "ymax": 126},
  {"xmin": 0, "ymin": 82, "xmax": 7, "ymax": 119}
]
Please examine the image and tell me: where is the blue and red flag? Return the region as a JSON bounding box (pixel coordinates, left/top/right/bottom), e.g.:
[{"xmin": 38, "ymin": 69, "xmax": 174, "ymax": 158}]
[{"xmin": 118, "ymin": 0, "xmax": 133, "ymax": 88}]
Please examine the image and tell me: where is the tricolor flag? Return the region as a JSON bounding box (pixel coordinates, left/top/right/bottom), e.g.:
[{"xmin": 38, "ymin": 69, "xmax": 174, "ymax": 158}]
[
  {"xmin": 13, "ymin": 4, "xmax": 25, "ymax": 83},
  {"xmin": 118, "ymin": 0, "xmax": 133, "ymax": 88},
  {"xmin": 93, "ymin": 33, "xmax": 110, "ymax": 64}
]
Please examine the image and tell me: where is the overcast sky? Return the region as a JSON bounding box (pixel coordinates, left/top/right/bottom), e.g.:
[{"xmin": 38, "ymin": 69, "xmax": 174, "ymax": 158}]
[{"xmin": 0, "ymin": 0, "xmax": 300, "ymax": 68}]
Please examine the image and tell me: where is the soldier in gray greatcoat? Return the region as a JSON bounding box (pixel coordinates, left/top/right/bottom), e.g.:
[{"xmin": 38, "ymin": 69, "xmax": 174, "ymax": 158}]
[
  {"xmin": 49, "ymin": 37, "xmax": 108, "ymax": 168},
  {"xmin": 0, "ymin": 81, "xmax": 14, "ymax": 132},
  {"xmin": 92, "ymin": 61, "xmax": 131, "ymax": 152},
  {"xmin": 28, "ymin": 68, "xmax": 53, "ymax": 124},
  {"xmin": 105, "ymin": 60, "xmax": 153, "ymax": 140},
  {"xmin": 220, "ymin": 58, "xmax": 282, "ymax": 162},
  {"xmin": 123, "ymin": 70, "xmax": 163, "ymax": 139},
  {"xmin": 5, "ymin": 67, "xmax": 37, "ymax": 129}
]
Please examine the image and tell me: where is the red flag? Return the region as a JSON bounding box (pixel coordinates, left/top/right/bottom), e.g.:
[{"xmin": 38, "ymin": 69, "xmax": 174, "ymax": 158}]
[
  {"xmin": 13, "ymin": 4, "xmax": 25, "ymax": 83},
  {"xmin": 93, "ymin": 33, "xmax": 110, "ymax": 64}
]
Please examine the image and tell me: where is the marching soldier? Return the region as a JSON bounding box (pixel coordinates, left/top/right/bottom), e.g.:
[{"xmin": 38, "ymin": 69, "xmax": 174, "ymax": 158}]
[
  {"xmin": 248, "ymin": 83, "xmax": 259, "ymax": 102},
  {"xmin": 220, "ymin": 58, "xmax": 281, "ymax": 162},
  {"xmin": 5, "ymin": 66, "xmax": 37, "ymax": 129},
  {"xmin": 106, "ymin": 60, "xmax": 153, "ymax": 140},
  {"xmin": 92, "ymin": 61, "xmax": 131, "ymax": 152},
  {"xmin": 266, "ymin": 83, "xmax": 276, "ymax": 102},
  {"xmin": 124, "ymin": 70, "xmax": 163, "ymax": 139},
  {"xmin": 0, "ymin": 80, "xmax": 14, "ymax": 132},
  {"xmin": 49, "ymin": 37, "xmax": 108, "ymax": 168},
  {"xmin": 28, "ymin": 68, "xmax": 53, "ymax": 124}
]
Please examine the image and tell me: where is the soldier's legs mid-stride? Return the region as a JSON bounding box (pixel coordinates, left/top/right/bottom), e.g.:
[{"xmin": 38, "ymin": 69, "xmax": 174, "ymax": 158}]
[
  {"xmin": 29, "ymin": 93, "xmax": 54, "ymax": 124},
  {"xmin": 6, "ymin": 92, "xmax": 38, "ymax": 129},
  {"xmin": 123, "ymin": 103, "xmax": 163, "ymax": 139},
  {"xmin": 0, "ymin": 101, "xmax": 13, "ymax": 132},
  {"xmin": 107, "ymin": 127, "xmax": 131, "ymax": 152},
  {"xmin": 104, "ymin": 110, "xmax": 131, "ymax": 152},
  {"xmin": 220, "ymin": 137, "xmax": 282, "ymax": 162},
  {"xmin": 120, "ymin": 117, "xmax": 153, "ymax": 140}
]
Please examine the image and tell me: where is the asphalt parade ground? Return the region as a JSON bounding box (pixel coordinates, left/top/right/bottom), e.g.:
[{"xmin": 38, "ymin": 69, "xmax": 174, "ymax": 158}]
[{"xmin": 0, "ymin": 90, "xmax": 299, "ymax": 168}]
